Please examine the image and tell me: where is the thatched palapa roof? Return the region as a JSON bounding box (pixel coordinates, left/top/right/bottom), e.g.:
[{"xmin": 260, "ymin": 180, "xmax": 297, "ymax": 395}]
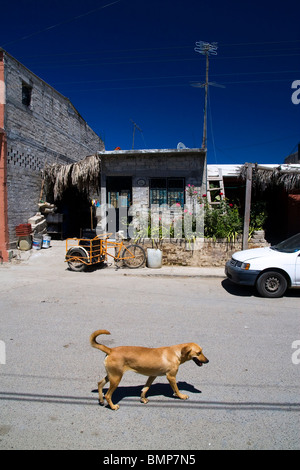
[
  {"xmin": 43, "ymin": 154, "xmax": 101, "ymax": 200},
  {"xmin": 240, "ymin": 163, "xmax": 300, "ymax": 191}
]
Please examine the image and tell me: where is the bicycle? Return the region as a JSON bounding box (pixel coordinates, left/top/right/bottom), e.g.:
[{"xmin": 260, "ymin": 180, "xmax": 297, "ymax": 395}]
[{"xmin": 65, "ymin": 233, "xmax": 146, "ymax": 272}]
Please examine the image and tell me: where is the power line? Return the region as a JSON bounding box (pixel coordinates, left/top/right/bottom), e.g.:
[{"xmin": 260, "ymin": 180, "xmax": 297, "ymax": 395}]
[
  {"xmin": 7, "ymin": 39, "xmax": 299, "ymax": 69},
  {"xmin": 1, "ymin": 0, "xmax": 123, "ymax": 48},
  {"xmin": 10, "ymin": 39, "xmax": 300, "ymax": 59},
  {"xmin": 222, "ymin": 39, "xmax": 300, "ymax": 47},
  {"xmin": 220, "ymin": 134, "xmax": 300, "ymax": 151},
  {"xmin": 15, "ymin": 51, "xmax": 300, "ymax": 69},
  {"xmin": 52, "ymin": 69, "xmax": 299, "ymax": 87},
  {"xmin": 55, "ymin": 76, "xmax": 298, "ymax": 93}
]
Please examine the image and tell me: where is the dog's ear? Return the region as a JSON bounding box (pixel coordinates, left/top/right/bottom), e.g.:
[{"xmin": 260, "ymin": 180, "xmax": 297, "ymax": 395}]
[{"xmin": 181, "ymin": 345, "xmax": 192, "ymax": 359}]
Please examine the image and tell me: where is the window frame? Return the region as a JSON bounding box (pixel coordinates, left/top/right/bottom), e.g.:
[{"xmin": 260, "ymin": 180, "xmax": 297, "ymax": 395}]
[{"xmin": 149, "ymin": 177, "xmax": 185, "ymax": 207}]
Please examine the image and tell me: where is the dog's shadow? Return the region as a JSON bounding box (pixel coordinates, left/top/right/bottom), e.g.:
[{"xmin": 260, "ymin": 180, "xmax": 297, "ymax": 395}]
[{"xmin": 91, "ymin": 381, "xmax": 201, "ymax": 407}]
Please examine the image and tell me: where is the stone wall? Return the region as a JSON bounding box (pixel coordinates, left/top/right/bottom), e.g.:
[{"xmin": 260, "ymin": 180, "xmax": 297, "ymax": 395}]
[
  {"xmin": 3, "ymin": 51, "xmax": 104, "ymax": 246},
  {"xmin": 134, "ymin": 232, "xmax": 268, "ymax": 267}
]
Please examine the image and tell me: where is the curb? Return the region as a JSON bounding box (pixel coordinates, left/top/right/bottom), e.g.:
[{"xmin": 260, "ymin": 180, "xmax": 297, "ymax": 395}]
[{"xmin": 109, "ymin": 266, "xmax": 226, "ymax": 279}]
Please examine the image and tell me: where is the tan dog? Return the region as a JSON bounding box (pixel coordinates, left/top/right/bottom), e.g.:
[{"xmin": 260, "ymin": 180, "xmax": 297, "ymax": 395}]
[{"xmin": 90, "ymin": 329, "xmax": 209, "ymax": 410}]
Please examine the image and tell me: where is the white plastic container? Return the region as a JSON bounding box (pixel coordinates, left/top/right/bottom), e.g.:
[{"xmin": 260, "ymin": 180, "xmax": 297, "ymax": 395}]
[
  {"xmin": 147, "ymin": 248, "xmax": 162, "ymax": 268},
  {"xmin": 32, "ymin": 237, "xmax": 42, "ymax": 250},
  {"xmin": 42, "ymin": 234, "xmax": 51, "ymax": 248}
]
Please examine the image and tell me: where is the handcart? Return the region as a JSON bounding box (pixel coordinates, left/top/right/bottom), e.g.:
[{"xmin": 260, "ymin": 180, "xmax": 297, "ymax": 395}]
[{"xmin": 65, "ymin": 232, "xmax": 146, "ymax": 272}]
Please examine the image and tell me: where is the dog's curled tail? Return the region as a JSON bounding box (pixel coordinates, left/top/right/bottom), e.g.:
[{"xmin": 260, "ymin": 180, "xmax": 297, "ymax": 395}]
[{"xmin": 90, "ymin": 329, "xmax": 112, "ymax": 355}]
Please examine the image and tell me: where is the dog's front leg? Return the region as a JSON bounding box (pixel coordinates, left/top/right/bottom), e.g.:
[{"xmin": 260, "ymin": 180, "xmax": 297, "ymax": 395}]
[
  {"xmin": 166, "ymin": 372, "xmax": 189, "ymax": 400},
  {"xmin": 140, "ymin": 376, "xmax": 156, "ymax": 404}
]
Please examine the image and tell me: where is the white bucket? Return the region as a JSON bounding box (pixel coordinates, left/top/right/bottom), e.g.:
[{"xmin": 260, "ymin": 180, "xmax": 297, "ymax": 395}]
[
  {"xmin": 32, "ymin": 237, "xmax": 42, "ymax": 250},
  {"xmin": 42, "ymin": 235, "xmax": 51, "ymax": 249},
  {"xmin": 147, "ymin": 248, "xmax": 162, "ymax": 268}
]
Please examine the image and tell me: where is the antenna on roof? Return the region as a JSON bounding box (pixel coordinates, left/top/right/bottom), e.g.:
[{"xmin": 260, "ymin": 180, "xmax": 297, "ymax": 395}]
[{"xmin": 130, "ymin": 119, "xmax": 143, "ymax": 149}]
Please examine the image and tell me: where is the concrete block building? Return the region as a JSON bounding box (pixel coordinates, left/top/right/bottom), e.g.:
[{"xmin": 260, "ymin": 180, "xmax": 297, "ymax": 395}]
[
  {"xmin": 0, "ymin": 49, "xmax": 104, "ymax": 261},
  {"xmin": 97, "ymin": 148, "xmax": 206, "ymax": 235},
  {"xmin": 99, "ymin": 148, "xmax": 206, "ymax": 208}
]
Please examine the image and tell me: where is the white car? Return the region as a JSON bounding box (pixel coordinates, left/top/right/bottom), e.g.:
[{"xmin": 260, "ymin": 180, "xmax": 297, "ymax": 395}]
[{"xmin": 225, "ymin": 233, "xmax": 300, "ymax": 298}]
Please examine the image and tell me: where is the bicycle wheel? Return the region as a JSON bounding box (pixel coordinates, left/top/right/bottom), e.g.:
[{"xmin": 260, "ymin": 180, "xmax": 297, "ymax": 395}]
[{"xmin": 122, "ymin": 244, "xmax": 146, "ymax": 268}]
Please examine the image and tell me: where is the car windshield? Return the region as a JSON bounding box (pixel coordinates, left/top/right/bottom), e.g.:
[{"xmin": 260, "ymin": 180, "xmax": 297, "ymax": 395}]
[{"xmin": 271, "ymin": 233, "xmax": 300, "ymax": 253}]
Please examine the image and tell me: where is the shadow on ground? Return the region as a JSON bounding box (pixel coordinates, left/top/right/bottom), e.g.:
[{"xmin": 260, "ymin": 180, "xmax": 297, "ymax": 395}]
[
  {"xmin": 221, "ymin": 278, "xmax": 300, "ymax": 298},
  {"xmin": 92, "ymin": 381, "xmax": 202, "ymax": 406}
]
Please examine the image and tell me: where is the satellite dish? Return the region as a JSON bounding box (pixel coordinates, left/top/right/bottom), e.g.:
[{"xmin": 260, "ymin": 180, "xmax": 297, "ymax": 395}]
[{"xmin": 177, "ymin": 142, "xmax": 187, "ymax": 150}]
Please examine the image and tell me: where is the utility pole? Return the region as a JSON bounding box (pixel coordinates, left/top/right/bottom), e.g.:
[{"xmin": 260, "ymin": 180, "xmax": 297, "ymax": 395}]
[
  {"xmin": 242, "ymin": 162, "xmax": 253, "ymax": 250},
  {"xmin": 193, "ymin": 41, "xmax": 218, "ymax": 149}
]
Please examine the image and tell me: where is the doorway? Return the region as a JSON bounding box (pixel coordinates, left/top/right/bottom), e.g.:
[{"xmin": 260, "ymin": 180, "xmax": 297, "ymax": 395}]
[{"xmin": 56, "ymin": 188, "xmax": 95, "ymax": 238}]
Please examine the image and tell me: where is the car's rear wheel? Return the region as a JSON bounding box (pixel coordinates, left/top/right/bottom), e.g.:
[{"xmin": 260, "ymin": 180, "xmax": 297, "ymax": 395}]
[{"xmin": 256, "ymin": 271, "xmax": 288, "ymax": 298}]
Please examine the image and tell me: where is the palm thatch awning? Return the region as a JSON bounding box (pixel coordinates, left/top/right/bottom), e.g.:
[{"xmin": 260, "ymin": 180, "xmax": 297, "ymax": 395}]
[
  {"xmin": 43, "ymin": 154, "xmax": 101, "ymax": 200},
  {"xmin": 240, "ymin": 163, "xmax": 300, "ymax": 191}
]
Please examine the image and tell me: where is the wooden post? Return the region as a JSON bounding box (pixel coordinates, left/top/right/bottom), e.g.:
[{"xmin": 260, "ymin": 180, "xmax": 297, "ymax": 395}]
[
  {"xmin": 90, "ymin": 206, "xmax": 94, "ymax": 230},
  {"xmin": 242, "ymin": 163, "xmax": 253, "ymax": 250}
]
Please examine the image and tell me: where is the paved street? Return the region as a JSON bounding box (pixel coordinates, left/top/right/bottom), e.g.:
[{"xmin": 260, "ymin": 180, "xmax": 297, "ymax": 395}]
[{"xmin": 0, "ymin": 241, "xmax": 299, "ymax": 450}]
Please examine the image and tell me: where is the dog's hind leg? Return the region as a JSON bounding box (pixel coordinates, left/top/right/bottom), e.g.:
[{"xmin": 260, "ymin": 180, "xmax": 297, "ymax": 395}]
[
  {"xmin": 140, "ymin": 376, "xmax": 156, "ymax": 404},
  {"xmin": 105, "ymin": 373, "xmax": 123, "ymax": 410},
  {"xmin": 98, "ymin": 376, "xmax": 109, "ymax": 405}
]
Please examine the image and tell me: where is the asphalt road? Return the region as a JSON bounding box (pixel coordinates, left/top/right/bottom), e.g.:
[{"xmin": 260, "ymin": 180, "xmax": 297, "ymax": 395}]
[{"xmin": 0, "ymin": 242, "xmax": 299, "ymax": 450}]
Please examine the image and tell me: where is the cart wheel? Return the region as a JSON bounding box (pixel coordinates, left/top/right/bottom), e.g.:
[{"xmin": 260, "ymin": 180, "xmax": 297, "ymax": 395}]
[
  {"xmin": 122, "ymin": 245, "xmax": 146, "ymax": 268},
  {"xmin": 66, "ymin": 248, "xmax": 87, "ymax": 272}
]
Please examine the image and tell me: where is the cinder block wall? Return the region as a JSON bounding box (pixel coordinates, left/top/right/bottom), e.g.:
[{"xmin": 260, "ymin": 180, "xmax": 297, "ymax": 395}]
[{"xmin": 4, "ymin": 52, "xmax": 104, "ymax": 246}]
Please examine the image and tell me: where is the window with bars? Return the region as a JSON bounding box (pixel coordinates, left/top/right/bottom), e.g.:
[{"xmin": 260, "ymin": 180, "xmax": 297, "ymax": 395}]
[{"xmin": 150, "ymin": 178, "xmax": 185, "ymax": 207}]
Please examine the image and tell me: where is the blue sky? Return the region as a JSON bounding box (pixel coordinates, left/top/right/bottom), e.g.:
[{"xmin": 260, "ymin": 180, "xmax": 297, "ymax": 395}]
[{"xmin": 1, "ymin": 0, "xmax": 299, "ymax": 164}]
